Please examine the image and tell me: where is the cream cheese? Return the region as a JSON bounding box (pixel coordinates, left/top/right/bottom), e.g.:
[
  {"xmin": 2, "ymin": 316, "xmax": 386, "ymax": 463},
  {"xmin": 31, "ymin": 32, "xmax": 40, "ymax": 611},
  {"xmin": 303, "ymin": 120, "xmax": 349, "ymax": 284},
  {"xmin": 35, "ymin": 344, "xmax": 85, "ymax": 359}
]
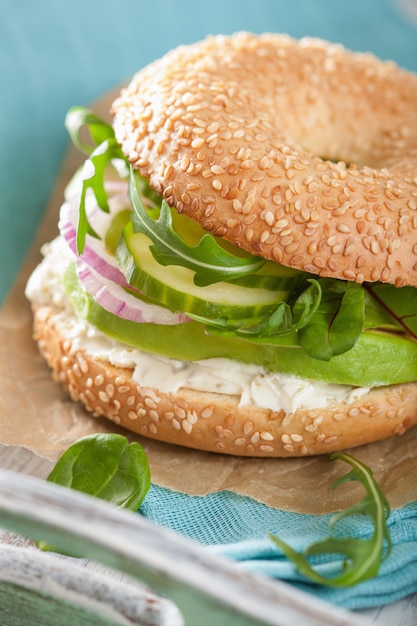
[{"xmin": 26, "ymin": 236, "xmax": 372, "ymax": 414}]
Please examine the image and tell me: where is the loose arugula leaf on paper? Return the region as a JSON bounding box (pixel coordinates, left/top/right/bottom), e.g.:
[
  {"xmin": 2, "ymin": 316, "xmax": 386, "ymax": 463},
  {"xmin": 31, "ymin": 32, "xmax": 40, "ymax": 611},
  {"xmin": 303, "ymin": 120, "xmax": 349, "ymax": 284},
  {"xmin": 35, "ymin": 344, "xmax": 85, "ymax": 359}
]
[{"xmin": 269, "ymin": 453, "xmax": 391, "ymax": 587}]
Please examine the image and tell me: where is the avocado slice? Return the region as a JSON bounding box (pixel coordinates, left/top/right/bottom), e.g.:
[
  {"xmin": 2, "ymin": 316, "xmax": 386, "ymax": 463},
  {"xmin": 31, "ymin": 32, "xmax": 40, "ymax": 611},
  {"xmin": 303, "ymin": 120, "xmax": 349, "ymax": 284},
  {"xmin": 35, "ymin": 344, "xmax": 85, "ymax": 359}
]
[{"xmin": 65, "ymin": 263, "xmax": 417, "ymax": 388}]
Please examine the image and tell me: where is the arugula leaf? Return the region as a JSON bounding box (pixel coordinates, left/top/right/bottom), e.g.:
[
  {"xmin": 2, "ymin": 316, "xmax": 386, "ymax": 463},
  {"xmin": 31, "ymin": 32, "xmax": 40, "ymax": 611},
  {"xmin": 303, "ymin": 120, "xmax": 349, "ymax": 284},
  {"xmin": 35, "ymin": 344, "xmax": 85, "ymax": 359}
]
[
  {"xmin": 269, "ymin": 452, "xmax": 391, "ymax": 587},
  {"xmin": 46, "ymin": 433, "xmax": 150, "ymax": 510},
  {"xmin": 298, "ymin": 280, "xmax": 365, "ymax": 361},
  {"xmin": 192, "ymin": 278, "xmax": 322, "ymax": 338},
  {"xmin": 129, "ymin": 169, "xmax": 266, "ymax": 286},
  {"xmin": 76, "ymin": 138, "xmax": 128, "ymax": 254},
  {"xmin": 64, "ymin": 107, "xmax": 130, "ymax": 253},
  {"xmin": 65, "ymin": 106, "xmax": 116, "ymax": 155}
]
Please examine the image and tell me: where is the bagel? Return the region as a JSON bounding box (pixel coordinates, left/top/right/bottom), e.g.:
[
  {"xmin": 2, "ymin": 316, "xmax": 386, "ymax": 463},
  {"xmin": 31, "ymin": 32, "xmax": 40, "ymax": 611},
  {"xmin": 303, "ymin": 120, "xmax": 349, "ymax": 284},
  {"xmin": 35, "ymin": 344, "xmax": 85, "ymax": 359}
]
[
  {"xmin": 26, "ymin": 33, "xmax": 417, "ymax": 457},
  {"xmin": 112, "ymin": 32, "xmax": 417, "ymax": 288}
]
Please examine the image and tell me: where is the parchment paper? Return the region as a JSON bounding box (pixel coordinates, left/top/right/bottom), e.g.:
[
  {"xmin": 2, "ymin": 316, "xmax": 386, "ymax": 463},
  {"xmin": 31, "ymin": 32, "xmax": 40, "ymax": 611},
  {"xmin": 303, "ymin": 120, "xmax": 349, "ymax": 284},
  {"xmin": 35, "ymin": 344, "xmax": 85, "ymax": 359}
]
[{"xmin": 1, "ymin": 89, "xmax": 416, "ymax": 515}]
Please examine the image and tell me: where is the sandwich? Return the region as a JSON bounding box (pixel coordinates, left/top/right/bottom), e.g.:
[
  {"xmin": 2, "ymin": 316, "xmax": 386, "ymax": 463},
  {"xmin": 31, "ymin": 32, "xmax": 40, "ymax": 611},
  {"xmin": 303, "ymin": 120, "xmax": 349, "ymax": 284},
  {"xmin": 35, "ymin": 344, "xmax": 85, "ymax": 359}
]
[{"xmin": 25, "ymin": 32, "xmax": 417, "ymax": 457}]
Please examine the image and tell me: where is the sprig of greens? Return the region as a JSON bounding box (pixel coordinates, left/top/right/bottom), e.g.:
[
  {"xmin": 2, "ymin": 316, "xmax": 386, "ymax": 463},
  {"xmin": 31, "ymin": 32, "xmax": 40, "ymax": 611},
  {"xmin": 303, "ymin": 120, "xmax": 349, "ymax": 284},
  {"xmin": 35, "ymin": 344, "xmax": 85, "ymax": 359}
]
[
  {"xmin": 195, "ymin": 278, "xmax": 365, "ymax": 361},
  {"xmin": 129, "ymin": 169, "xmax": 266, "ymax": 286},
  {"xmin": 269, "ymin": 452, "xmax": 391, "ymax": 587},
  {"xmin": 76, "ymin": 138, "xmax": 127, "ymax": 252},
  {"xmin": 65, "ymin": 107, "xmax": 129, "ymax": 254}
]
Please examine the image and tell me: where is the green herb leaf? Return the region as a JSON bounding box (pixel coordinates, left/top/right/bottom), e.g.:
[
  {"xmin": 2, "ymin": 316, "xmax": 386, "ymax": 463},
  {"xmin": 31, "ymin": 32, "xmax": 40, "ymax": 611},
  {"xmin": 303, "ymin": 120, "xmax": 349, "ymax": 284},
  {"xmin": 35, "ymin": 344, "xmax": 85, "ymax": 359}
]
[
  {"xmin": 298, "ymin": 279, "xmax": 365, "ymax": 360},
  {"xmin": 65, "ymin": 106, "xmax": 116, "ymax": 155},
  {"xmin": 269, "ymin": 452, "xmax": 391, "ymax": 587},
  {"xmin": 46, "ymin": 434, "xmax": 150, "ymax": 510},
  {"xmin": 192, "ymin": 278, "xmax": 322, "ymax": 338},
  {"xmin": 365, "ymin": 283, "xmax": 417, "ymax": 339},
  {"xmin": 76, "ymin": 138, "xmax": 128, "ymax": 253},
  {"xmin": 64, "ymin": 107, "xmax": 129, "ymax": 254},
  {"xmin": 129, "ymin": 169, "xmax": 265, "ymax": 286}
]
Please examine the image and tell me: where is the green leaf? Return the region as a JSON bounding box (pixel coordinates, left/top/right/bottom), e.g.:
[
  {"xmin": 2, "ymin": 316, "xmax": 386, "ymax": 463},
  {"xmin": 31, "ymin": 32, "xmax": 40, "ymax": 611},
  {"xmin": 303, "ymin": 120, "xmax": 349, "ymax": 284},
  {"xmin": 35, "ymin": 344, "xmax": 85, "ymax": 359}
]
[
  {"xmin": 76, "ymin": 138, "xmax": 128, "ymax": 254},
  {"xmin": 65, "ymin": 106, "xmax": 115, "ymax": 155},
  {"xmin": 39, "ymin": 434, "xmax": 150, "ymax": 554},
  {"xmin": 47, "ymin": 434, "xmax": 150, "ymax": 511},
  {"xmin": 298, "ymin": 279, "xmax": 365, "ymax": 360},
  {"xmin": 64, "ymin": 107, "xmax": 129, "ymax": 254},
  {"xmin": 269, "ymin": 452, "xmax": 391, "ymax": 587},
  {"xmin": 129, "ymin": 169, "xmax": 266, "ymax": 286},
  {"xmin": 365, "ymin": 283, "xmax": 417, "ymax": 339},
  {"xmin": 193, "ymin": 278, "xmax": 322, "ymax": 338},
  {"xmin": 134, "ymin": 169, "xmax": 164, "ymax": 212}
]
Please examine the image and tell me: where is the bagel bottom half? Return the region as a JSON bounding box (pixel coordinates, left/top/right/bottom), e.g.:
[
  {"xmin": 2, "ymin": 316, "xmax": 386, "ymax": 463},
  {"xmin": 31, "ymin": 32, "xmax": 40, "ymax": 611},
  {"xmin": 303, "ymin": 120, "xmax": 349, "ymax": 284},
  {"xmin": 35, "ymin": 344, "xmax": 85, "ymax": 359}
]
[{"xmin": 31, "ymin": 303, "xmax": 417, "ymax": 458}]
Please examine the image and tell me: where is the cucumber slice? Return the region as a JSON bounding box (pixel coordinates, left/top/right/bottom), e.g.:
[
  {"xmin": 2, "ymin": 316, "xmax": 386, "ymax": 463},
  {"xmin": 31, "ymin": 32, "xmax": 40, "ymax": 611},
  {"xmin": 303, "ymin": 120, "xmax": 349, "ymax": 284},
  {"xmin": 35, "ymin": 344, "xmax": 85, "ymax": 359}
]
[
  {"xmin": 117, "ymin": 222, "xmax": 292, "ymax": 320},
  {"xmin": 65, "ymin": 264, "xmax": 417, "ymax": 387}
]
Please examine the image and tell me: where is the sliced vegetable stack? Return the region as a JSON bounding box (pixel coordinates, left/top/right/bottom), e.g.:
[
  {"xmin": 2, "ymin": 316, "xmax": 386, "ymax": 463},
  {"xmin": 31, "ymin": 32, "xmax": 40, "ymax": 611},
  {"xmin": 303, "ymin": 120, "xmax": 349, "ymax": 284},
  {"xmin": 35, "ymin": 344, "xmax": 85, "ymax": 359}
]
[{"xmin": 60, "ymin": 107, "xmax": 417, "ymax": 389}]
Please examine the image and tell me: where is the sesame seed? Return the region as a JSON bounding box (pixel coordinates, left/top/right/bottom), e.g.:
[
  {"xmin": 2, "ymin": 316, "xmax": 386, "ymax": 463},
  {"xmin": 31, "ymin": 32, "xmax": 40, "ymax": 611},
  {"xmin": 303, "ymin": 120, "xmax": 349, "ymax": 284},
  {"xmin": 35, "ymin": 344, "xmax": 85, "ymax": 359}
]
[
  {"xmin": 106, "ymin": 384, "xmax": 115, "ymax": 398},
  {"xmin": 187, "ymin": 410, "xmax": 198, "ymax": 424},
  {"xmin": 181, "ymin": 420, "xmax": 192, "ymax": 434},
  {"xmin": 98, "ymin": 390, "xmax": 110, "ymax": 403},
  {"xmin": 174, "ymin": 406, "xmax": 186, "ymax": 419},
  {"xmin": 191, "ymin": 138, "xmax": 204, "ymax": 149},
  {"xmin": 144, "ymin": 396, "xmax": 158, "ymax": 410},
  {"xmin": 149, "ymin": 423, "xmax": 158, "ymax": 435},
  {"xmin": 149, "ymin": 409, "xmax": 159, "ymax": 422}
]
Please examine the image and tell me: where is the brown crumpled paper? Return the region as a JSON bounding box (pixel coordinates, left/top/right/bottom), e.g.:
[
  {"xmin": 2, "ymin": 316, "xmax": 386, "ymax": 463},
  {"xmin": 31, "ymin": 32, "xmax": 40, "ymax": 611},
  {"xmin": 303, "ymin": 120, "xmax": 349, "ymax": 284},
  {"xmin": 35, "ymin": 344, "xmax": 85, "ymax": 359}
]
[{"xmin": 1, "ymin": 91, "xmax": 417, "ymax": 515}]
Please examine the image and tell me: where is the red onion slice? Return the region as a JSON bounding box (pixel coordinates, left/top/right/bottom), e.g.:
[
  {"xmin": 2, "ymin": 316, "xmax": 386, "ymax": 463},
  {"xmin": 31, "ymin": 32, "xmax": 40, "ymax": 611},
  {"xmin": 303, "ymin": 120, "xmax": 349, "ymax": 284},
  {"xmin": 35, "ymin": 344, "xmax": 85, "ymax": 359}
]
[
  {"xmin": 59, "ymin": 183, "xmax": 130, "ymax": 286},
  {"xmin": 76, "ymin": 257, "xmax": 188, "ymax": 325}
]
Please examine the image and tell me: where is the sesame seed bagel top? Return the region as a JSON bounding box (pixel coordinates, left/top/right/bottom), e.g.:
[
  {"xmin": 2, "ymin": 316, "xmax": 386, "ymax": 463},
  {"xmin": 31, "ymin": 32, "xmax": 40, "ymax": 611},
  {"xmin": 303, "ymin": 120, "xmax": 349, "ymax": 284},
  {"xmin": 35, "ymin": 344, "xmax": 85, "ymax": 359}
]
[{"xmin": 111, "ymin": 32, "xmax": 417, "ymax": 288}]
